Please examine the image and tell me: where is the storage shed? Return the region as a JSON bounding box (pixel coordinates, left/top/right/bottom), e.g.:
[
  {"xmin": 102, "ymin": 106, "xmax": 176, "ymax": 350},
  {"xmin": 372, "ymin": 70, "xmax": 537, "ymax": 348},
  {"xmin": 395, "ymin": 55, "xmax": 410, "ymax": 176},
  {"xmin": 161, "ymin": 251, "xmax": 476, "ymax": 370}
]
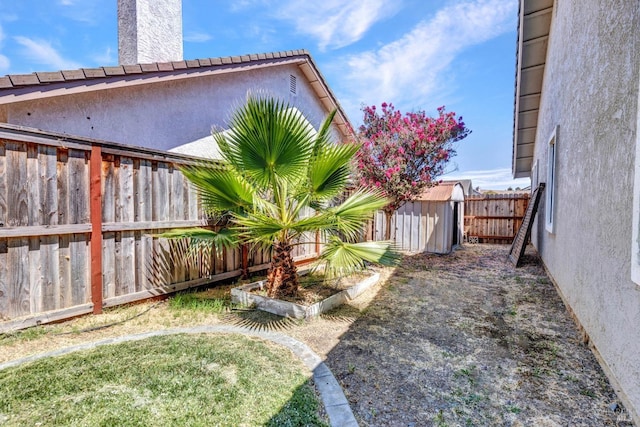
[{"xmin": 372, "ymin": 182, "xmax": 465, "ymax": 254}]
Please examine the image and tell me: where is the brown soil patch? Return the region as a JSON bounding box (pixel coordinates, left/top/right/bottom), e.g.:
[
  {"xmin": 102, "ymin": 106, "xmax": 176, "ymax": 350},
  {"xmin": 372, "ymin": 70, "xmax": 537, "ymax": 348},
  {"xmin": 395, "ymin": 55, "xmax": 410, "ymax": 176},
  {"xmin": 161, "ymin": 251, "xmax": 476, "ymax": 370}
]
[
  {"xmin": 321, "ymin": 245, "xmax": 634, "ymax": 426},
  {"xmin": 0, "ymin": 245, "xmax": 634, "ymax": 426}
]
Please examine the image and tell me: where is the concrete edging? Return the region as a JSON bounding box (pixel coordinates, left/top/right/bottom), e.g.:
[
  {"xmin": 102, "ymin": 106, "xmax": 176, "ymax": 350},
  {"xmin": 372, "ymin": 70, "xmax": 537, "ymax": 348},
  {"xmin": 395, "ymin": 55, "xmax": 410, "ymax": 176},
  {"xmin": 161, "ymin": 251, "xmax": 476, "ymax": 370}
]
[
  {"xmin": 232, "ymin": 272, "xmax": 381, "ymax": 319},
  {"xmin": 0, "ymin": 325, "xmax": 357, "ymax": 427}
]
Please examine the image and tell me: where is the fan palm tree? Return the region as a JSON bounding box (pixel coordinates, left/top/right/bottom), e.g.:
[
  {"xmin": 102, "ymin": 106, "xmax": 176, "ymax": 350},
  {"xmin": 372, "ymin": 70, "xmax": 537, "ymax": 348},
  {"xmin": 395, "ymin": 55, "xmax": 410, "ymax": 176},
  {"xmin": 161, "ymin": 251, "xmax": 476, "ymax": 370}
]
[{"xmin": 167, "ymin": 95, "xmax": 399, "ymax": 298}]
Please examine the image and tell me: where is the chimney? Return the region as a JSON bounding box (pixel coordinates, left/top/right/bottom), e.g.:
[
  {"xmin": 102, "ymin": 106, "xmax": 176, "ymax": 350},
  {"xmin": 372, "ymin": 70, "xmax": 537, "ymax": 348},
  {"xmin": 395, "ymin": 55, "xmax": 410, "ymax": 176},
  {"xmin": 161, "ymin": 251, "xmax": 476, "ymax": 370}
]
[{"xmin": 118, "ymin": 0, "xmax": 183, "ymax": 65}]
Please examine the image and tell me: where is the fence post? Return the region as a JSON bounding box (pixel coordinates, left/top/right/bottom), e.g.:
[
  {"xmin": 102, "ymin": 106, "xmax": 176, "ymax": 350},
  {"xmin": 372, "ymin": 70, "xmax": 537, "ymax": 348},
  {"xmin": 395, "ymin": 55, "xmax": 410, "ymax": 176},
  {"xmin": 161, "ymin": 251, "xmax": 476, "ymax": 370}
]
[
  {"xmin": 241, "ymin": 245, "xmax": 249, "ymax": 278},
  {"xmin": 90, "ymin": 145, "xmax": 103, "ymax": 314}
]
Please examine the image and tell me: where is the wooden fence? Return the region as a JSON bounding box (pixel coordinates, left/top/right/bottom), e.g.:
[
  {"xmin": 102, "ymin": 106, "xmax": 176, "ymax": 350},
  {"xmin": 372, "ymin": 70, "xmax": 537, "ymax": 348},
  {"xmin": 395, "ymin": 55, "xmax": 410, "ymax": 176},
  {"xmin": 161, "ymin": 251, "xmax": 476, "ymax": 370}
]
[
  {"xmin": 464, "ymin": 193, "xmax": 530, "ymax": 243},
  {"xmin": 0, "ymin": 124, "xmax": 315, "ymax": 332},
  {"xmin": 0, "ymin": 123, "xmax": 530, "ymax": 331}
]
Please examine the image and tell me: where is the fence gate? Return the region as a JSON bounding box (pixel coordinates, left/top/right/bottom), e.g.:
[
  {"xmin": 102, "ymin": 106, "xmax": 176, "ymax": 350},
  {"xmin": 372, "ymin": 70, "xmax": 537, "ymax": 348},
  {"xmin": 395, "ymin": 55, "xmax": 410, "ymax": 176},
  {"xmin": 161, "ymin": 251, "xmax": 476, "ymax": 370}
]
[{"xmin": 464, "ymin": 193, "xmax": 530, "ymax": 243}]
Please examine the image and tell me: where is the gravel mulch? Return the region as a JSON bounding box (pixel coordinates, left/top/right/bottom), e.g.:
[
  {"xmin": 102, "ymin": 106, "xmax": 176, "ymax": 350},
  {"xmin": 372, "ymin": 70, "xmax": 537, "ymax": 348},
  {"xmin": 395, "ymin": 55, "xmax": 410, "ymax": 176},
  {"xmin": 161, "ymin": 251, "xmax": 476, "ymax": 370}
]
[{"xmin": 321, "ymin": 244, "xmax": 634, "ymax": 426}]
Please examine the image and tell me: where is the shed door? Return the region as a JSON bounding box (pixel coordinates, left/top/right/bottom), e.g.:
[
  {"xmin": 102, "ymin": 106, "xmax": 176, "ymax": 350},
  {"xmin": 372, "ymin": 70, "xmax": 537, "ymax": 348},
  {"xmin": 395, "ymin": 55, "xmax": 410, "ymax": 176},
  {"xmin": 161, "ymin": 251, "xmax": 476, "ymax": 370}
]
[{"xmin": 452, "ymin": 202, "xmax": 460, "ymax": 246}]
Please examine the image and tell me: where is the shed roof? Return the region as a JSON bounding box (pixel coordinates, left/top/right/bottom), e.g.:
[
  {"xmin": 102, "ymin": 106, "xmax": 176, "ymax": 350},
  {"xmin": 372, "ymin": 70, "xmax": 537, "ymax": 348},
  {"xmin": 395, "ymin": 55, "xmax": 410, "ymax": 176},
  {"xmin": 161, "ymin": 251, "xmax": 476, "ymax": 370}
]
[
  {"xmin": 416, "ymin": 182, "xmax": 465, "ymax": 202},
  {"xmin": 0, "ymin": 49, "xmax": 353, "ymax": 139},
  {"xmin": 512, "ymin": 0, "xmax": 553, "ymax": 178}
]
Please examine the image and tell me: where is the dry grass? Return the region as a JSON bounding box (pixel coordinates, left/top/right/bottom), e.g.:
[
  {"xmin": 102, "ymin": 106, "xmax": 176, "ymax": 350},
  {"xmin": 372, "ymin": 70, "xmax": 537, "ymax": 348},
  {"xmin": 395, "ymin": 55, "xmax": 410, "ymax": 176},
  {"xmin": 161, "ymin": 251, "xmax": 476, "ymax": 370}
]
[{"xmin": 1, "ymin": 245, "xmax": 633, "ymax": 426}]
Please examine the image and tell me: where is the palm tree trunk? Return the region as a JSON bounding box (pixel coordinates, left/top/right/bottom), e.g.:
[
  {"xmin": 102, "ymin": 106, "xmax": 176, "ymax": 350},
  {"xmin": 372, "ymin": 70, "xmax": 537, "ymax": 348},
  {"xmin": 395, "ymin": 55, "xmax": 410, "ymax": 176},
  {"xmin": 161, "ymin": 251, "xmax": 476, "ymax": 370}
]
[{"xmin": 266, "ymin": 241, "xmax": 299, "ymax": 298}]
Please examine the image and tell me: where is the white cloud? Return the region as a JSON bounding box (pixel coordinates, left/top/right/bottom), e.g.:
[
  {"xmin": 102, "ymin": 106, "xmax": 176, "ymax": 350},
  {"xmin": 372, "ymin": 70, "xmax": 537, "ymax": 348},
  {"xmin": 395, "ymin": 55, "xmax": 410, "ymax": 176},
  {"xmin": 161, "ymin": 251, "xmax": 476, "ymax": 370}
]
[
  {"xmin": 276, "ymin": 0, "xmax": 397, "ymax": 51},
  {"xmin": 446, "ymin": 168, "xmax": 530, "ymax": 190},
  {"xmin": 0, "ymin": 54, "xmax": 9, "ymax": 73},
  {"xmin": 14, "ymin": 36, "xmax": 81, "ymax": 70},
  {"xmin": 228, "ymin": 0, "xmax": 266, "ymax": 13},
  {"xmin": 57, "ymin": 0, "xmax": 103, "ymax": 24},
  {"xmin": 0, "ymin": 24, "xmax": 9, "ymax": 73},
  {"xmin": 91, "ymin": 46, "xmax": 114, "ymax": 65},
  {"xmin": 184, "ymin": 31, "xmax": 212, "ymax": 43},
  {"xmin": 336, "ymin": 0, "xmax": 517, "ymax": 113}
]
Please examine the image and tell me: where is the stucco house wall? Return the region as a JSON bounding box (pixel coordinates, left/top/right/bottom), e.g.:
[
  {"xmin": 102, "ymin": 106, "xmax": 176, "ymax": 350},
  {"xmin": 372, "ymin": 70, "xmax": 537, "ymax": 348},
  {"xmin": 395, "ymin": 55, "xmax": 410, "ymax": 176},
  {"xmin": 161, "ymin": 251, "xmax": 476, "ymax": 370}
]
[
  {"xmin": 0, "ymin": 62, "xmax": 338, "ymax": 152},
  {"xmin": 526, "ymin": 0, "xmax": 640, "ymax": 420}
]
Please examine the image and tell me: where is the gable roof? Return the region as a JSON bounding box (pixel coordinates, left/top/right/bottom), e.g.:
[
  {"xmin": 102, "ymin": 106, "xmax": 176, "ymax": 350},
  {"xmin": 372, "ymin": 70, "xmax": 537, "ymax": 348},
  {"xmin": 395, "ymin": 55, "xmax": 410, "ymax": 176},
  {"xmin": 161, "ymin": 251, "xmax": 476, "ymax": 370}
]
[
  {"xmin": 416, "ymin": 182, "xmax": 465, "ymax": 202},
  {"xmin": 0, "ymin": 49, "xmax": 353, "ymax": 139},
  {"xmin": 512, "ymin": 0, "xmax": 554, "ymax": 178}
]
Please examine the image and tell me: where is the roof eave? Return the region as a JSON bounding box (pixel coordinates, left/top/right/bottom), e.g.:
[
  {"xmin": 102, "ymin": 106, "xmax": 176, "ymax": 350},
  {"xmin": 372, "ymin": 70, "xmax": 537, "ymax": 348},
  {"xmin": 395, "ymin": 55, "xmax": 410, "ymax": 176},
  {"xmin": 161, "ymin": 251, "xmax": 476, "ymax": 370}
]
[{"xmin": 512, "ymin": 0, "xmax": 553, "ymax": 179}]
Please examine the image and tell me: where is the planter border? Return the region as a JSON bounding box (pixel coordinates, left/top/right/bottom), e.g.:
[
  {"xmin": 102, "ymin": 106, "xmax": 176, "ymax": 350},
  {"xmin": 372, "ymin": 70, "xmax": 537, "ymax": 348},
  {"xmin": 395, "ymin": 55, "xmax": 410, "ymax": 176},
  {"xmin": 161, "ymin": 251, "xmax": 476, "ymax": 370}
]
[{"xmin": 231, "ymin": 272, "xmax": 381, "ymax": 319}]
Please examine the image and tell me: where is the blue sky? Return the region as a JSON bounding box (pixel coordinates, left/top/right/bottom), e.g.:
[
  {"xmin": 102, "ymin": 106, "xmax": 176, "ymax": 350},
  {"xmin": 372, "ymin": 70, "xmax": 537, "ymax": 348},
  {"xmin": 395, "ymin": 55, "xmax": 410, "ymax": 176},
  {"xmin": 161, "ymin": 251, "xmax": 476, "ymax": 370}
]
[{"xmin": 0, "ymin": 0, "xmax": 530, "ymax": 190}]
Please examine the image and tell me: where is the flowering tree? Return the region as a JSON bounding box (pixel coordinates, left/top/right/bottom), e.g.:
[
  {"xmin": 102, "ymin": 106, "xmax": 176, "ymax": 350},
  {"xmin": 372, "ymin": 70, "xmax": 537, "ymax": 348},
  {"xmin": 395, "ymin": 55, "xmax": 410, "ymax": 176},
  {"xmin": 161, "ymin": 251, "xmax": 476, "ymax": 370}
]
[{"xmin": 354, "ymin": 103, "xmax": 470, "ymax": 239}]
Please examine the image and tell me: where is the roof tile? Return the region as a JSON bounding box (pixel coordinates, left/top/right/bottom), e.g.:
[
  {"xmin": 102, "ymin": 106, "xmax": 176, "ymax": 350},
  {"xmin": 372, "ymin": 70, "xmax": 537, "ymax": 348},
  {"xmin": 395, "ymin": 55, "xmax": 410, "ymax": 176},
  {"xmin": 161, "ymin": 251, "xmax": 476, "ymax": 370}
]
[
  {"xmin": 62, "ymin": 70, "xmax": 86, "ymax": 80},
  {"xmin": 35, "ymin": 71, "xmax": 65, "ymax": 83},
  {"xmin": 140, "ymin": 63, "xmax": 159, "ymax": 72},
  {"xmin": 83, "ymin": 68, "xmax": 107, "ymax": 79},
  {"xmin": 0, "ymin": 77, "xmax": 13, "ymax": 88},
  {"xmin": 156, "ymin": 62, "xmax": 174, "ymax": 72},
  {"xmin": 9, "ymin": 74, "xmax": 40, "ymax": 86},
  {"xmin": 103, "ymin": 66, "xmax": 125, "ymax": 76},
  {"xmin": 0, "ymin": 49, "xmax": 321, "ymax": 93},
  {"xmin": 123, "ymin": 64, "xmax": 143, "ymax": 74}
]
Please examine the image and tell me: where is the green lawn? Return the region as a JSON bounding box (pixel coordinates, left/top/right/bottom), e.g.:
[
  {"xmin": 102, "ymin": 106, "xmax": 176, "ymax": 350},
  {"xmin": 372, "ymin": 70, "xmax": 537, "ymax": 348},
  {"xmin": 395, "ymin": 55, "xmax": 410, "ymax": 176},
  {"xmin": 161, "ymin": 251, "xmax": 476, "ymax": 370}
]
[{"xmin": 0, "ymin": 334, "xmax": 327, "ymax": 426}]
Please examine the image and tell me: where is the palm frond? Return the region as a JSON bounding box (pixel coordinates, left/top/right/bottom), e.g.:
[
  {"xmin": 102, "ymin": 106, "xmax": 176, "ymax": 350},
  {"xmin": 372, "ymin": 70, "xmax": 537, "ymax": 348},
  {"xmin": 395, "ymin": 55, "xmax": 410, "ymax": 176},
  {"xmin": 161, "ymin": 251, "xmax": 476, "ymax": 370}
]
[
  {"xmin": 308, "ymin": 142, "xmax": 359, "ymax": 201},
  {"xmin": 320, "ymin": 237, "xmax": 401, "ymax": 276},
  {"xmin": 310, "ymin": 109, "xmax": 336, "ymax": 158},
  {"xmin": 219, "ymin": 96, "xmax": 315, "ymax": 189},
  {"xmin": 232, "ymin": 211, "xmax": 285, "ymax": 245},
  {"xmin": 156, "ymin": 227, "xmax": 239, "ymax": 255},
  {"xmin": 181, "ymin": 165, "xmax": 254, "ymax": 215},
  {"xmin": 325, "ymin": 188, "xmax": 390, "ymax": 240}
]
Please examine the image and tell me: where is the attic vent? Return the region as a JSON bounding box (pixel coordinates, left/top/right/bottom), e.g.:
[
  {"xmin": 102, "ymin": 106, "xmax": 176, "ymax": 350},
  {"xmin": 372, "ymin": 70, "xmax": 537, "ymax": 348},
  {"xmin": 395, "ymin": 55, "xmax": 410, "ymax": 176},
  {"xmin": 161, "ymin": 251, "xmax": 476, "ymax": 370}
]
[{"xmin": 289, "ymin": 75, "xmax": 297, "ymax": 95}]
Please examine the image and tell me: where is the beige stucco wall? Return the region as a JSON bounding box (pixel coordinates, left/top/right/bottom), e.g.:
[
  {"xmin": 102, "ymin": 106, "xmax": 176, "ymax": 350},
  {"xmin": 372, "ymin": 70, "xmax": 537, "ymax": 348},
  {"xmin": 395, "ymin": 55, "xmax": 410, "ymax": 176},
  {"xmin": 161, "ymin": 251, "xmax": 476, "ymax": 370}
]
[
  {"xmin": 531, "ymin": 0, "xmax": 640, "ymax": 420},
  {"xmin": 2, "ymin": 63, "xmax": 339, "ymax": 150},
  {"xmin": 118, "ymin": 0, "xmax": 183, "ymax": 64}
]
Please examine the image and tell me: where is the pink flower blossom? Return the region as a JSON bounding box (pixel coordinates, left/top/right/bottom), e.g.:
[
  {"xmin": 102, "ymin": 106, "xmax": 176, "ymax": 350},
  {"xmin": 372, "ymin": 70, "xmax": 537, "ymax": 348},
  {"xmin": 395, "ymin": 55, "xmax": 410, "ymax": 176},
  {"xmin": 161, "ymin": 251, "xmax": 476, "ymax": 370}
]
[{"xmin": 353, "ymin": 102, "xmax": 470, "ymax": 216}]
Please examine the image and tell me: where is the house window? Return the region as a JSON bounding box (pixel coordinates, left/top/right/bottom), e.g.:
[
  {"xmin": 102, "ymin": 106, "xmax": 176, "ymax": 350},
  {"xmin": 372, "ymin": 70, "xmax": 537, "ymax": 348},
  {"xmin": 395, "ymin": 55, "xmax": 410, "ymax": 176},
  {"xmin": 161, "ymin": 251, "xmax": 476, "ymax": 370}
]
[
  {"xmin": 545, "ymin": 126, "xmax": 558, "ymax": 233},
  {"xmin": 289, "ymin": 75, "xmax": 297, "ymax": 95}
]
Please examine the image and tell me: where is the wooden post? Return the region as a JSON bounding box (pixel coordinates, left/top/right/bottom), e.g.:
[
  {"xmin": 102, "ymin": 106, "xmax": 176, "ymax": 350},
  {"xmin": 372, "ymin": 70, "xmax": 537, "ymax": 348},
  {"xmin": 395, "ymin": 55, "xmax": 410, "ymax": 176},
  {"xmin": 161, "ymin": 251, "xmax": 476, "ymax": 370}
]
[
  {"xmin": 90, "ymin": 145, "xmax": 103, "ymax": 314},
  {"xmin": 241, "ymin": 245, "xmax": 249, "ymax": 278}
]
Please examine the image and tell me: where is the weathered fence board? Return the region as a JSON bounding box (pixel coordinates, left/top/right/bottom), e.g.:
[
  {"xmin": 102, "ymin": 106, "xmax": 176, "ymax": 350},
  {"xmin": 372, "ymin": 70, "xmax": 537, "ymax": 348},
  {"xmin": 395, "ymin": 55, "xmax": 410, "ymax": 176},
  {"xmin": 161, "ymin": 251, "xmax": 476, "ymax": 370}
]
[
  {"xmin": 0, "ymin": 239, "xmax": 7, "ymax": 320},
  {"xmin": 0, "ymin": 142, "xmax": 6, "ymax": 226},
  {"xmin": 0, "ymin": 125, "xmax": 323, "ymax": 331},
  {"xmin": 464, "ymin": 194, "xmax": 530, "ymax": 243}
]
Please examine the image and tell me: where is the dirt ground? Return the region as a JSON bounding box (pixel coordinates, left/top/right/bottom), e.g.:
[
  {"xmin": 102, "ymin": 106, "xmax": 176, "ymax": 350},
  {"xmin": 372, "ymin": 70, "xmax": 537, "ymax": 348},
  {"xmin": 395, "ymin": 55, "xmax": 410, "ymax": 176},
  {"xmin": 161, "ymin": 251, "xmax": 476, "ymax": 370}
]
[
  {"xmin": 0, "ymin": 244, "xmax": 635, "ymax": 426},
  {"xmin": 320, "ymin": 245, "xmax": 634, "ymax": 426}
]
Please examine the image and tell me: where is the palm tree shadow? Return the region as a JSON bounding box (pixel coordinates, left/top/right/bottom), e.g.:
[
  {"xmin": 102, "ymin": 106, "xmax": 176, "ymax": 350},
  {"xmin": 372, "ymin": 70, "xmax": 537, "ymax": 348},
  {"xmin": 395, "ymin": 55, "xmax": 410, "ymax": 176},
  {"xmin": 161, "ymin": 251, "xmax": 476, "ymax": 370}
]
[{"xmin": 220, "ymin": 308, "xmax": 299, "ymax": 332}]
